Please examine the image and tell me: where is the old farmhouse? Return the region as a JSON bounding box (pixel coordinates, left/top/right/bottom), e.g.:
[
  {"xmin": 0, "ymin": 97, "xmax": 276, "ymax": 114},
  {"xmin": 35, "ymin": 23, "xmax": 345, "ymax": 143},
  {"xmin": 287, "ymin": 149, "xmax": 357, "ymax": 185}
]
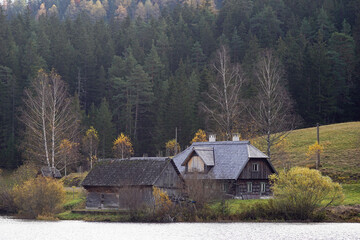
[
  {"xmin": 82, "ymin": 157, "xmax": 184, "ymax": 209},
  {"xmin": 173, "ymin": 136, "xmax": 277, "ymax": 199}
]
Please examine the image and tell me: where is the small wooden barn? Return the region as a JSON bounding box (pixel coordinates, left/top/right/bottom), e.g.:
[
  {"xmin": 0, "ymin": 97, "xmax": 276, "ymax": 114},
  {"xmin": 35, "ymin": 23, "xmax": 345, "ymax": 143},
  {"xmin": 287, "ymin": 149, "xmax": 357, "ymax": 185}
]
[
  {"xmin": 41, "ymin": 166, "xmax": 62, "ymax": 178},
  {"xmin": 173, "ymin": 138, "xmax": 277, "ymax": 199},
  {"xmin": 82, "ymin": 157, "xmax": 184, "ymax": 209}
]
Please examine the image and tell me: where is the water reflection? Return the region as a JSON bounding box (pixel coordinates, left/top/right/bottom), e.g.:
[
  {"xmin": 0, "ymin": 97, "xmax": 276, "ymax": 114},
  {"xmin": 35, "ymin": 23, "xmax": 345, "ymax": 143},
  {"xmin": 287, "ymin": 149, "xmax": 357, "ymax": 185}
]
[{"xmin": 0, "ymin": 217, "xmax": 359, "ymax": 240}]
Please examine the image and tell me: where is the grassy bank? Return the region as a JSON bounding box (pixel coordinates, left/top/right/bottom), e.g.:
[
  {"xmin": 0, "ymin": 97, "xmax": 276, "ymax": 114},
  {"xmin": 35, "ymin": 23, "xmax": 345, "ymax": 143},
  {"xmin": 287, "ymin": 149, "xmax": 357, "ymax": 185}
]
[
  {"xmin": 63, "ymin": 187, "xmax": 86, "ymax": 211},
  {"xmin": 57, "ymin": 211, "xmax": 129, "ymax": 222},
  {"xmin": 260, "ymin": 122, "xmax": 360, "ymax": 182},
  {"xmin": 341, "ymin": 184, "xmax": 360, "ymax": 205}
]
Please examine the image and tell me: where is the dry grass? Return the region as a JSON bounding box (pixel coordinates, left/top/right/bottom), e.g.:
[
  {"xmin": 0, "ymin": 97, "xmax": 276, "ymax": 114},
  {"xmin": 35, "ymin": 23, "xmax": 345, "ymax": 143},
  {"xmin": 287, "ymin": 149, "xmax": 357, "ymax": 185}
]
[{"xmin": 255, "ymin": 122, "xmax": 360, "ymax": 182}]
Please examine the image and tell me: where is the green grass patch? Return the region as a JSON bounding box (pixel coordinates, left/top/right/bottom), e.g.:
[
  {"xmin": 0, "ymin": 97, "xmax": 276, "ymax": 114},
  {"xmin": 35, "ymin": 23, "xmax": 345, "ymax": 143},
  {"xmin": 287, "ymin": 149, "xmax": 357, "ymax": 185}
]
[
  {"xmin": 342, "ymin": 184, "xmax": 360, "ymax": 205},
  {"xmin": 63, "ymin": 188, "xmax": 86, "ymax": 210},
  {"xmin": 63, "ymin": 198, "xmax": 85, "ymax": 210},
  {"xmin": 211, "ymin": 199, "xmax": 269, "ymax": 215}
]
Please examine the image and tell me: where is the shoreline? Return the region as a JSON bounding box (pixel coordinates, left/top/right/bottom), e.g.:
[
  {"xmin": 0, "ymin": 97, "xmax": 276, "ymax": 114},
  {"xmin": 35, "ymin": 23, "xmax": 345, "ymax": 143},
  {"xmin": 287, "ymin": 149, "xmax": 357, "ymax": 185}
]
[{"xmin": 2, "ymin": 204, "xmax": 360, "ymax": 223}]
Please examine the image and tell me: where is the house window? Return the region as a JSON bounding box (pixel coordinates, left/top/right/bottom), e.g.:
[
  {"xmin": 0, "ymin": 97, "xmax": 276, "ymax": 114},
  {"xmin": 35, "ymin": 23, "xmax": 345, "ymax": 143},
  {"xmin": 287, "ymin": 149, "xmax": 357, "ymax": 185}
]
[
  {"xmin": 222, "ymin": 182, "xmax": 228, "ymax": 192},
  {"xmin": 252, "ymin": 163, "xmax": 259, "ymax": 172},
  {"xmin": 188, "ymin": 156, "xmax": 204, "ymax": 172},
  {"xmin": 247, "ymin": 182, "xmax": 252, "ymax": 192},
  {"xmin": 260, "ymin": 182, "xmax": 266, "ymax": 193}
]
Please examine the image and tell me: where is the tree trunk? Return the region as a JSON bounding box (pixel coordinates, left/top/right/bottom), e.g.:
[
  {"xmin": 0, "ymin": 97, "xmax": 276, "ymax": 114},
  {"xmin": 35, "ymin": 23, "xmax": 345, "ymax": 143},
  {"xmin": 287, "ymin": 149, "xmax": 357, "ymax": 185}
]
[
  {"xmin": 41, "ymin": 82, "xmax": 50, "ymax": 167},
  {"xmin": 134, "ymin": 93, "xmax": 139, "ymax": 141},
  {"xmin": 51, "ymin": 93, "xmax": 56, "ymax": 169}
]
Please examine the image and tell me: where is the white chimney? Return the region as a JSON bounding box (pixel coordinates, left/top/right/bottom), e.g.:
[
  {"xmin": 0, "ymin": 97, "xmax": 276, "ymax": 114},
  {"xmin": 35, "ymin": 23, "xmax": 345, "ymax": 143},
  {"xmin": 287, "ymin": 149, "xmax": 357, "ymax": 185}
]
[
  {"xmin": 209, "ymin": 134, "xmax": 216, "ymax": 142},
  {"xmin": 232, "ymin": 133, "xmax": 240, "ymax": 141}
]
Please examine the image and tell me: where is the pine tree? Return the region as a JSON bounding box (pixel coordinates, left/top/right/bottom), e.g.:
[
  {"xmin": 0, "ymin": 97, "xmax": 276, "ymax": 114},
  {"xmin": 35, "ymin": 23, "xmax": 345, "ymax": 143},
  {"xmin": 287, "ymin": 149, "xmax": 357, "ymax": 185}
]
[{"xmin": 94, "ymin": 98, "xmax": 115, "ymax": 158}]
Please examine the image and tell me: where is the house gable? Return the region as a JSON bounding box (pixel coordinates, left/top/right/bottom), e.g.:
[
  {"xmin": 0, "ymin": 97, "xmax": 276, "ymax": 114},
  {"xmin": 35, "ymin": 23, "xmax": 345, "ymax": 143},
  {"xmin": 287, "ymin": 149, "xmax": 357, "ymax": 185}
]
[
  {"xmin": 238, "ymin": 158, "xmax": 276, "ymax": 180},
  {"xmin": 154, "ymin": 160, "xmax": 184, "ymax": 189}
]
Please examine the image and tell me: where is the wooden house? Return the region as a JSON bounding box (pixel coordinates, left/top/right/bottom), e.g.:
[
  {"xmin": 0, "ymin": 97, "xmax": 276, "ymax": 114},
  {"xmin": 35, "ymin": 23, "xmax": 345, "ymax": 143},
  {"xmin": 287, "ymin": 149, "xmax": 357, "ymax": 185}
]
[
  {"xmin": 173, "ymin": 136, "xmax": 277, "ymax": 199},
  {"xmin": 82, "ymin": 157, "xmax": 184, "ymax": 209}
]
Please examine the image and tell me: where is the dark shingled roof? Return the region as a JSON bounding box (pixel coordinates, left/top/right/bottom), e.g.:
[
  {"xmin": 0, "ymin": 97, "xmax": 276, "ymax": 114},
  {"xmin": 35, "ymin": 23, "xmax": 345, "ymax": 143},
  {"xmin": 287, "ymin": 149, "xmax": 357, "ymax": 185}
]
[
  {"xmin": 173, "ymin": 141, "xmax": 276, "ymax": 180},
  {"xmin": 82, "ymin": 157, "xmax": 180, "ymax": 187},
  {"xmin": 41, "ymin": 166, "xmax": 62, "ymax": 178}
]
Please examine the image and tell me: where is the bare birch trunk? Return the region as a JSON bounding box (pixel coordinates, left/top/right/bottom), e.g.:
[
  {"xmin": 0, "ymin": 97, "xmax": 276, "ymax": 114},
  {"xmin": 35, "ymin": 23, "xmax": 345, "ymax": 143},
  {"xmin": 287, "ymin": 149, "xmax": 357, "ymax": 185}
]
[
  {"xmin": 201, "ymin": 45, "xmax": 245, "ymax": 138},
  {"xmin": 41, "ymin": 77, "xmax": 50, "ymax": 167},
  {"xmin": 249, "ymin": 50, "xmax": 296, "ymax": 160},
  {"xmin": 21, "ymin": 70, "xmax": 79, "ymax": 169}
]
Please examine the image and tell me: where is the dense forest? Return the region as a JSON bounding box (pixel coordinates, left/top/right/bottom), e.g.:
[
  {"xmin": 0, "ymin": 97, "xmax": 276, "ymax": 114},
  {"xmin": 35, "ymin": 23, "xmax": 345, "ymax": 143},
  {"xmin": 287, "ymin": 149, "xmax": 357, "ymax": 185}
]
[{"xmin": 0, "ymin": 0, "xmax": 359, "ymax": 169}]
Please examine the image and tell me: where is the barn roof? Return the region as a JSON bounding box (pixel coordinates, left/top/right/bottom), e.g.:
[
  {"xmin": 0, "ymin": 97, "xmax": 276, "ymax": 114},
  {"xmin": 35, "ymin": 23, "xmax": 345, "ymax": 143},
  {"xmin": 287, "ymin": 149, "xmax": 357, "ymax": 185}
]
[
  {"xmin": 82, "ymin": 157, "xmax": 180, "ymax": 187},
  {"xmin": 41, "ymin": 166, "xmax": 62, "ymax": 178},
  {"xmin": 173, "ymin": 141, "xmax": 275, "ymax": 180}
]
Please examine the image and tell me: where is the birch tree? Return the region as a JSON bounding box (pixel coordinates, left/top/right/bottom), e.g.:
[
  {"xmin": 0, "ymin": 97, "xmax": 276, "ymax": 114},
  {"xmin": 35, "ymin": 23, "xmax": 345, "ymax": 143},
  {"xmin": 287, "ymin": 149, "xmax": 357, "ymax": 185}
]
[
  {"xmin": 250, "ymin": 50, "xmax": 296, "ymax": 160},
  {"xmin": 112, "ymin": 133, "xmax": 133, "ymax": 159},
  {"xmin": 59, "ymin": 139, "xmax": 79, "ymax": 176},
  {"xmin": 82, "ymin": 126, "xmax": 99, "ymax": 169},
  {"xmin": 21, "ymin": 69, "xmax": 79, "ymax": 169},
  {"xmin": 201, "ymin": 45, "xmax": 246, "ymax": 140}
]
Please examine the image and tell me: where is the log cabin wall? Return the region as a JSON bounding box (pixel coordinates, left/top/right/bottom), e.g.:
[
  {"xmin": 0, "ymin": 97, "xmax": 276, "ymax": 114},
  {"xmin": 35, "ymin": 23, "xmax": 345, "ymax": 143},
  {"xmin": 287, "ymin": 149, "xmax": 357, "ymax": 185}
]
[
  {"xmin": 85, "ymin": 186, "xmax": 155, "ymax": 209},
  {"xmin": 238, "ymin": 158, "xmax": 273, "ymax": 179},
  {"xmin": 235, "ymin": 179, "xmax": 271, "ymax": 198}
]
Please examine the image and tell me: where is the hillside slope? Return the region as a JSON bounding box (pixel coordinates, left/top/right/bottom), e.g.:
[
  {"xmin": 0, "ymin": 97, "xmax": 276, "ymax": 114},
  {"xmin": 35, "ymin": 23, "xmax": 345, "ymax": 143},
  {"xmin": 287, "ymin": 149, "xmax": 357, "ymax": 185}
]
[{"xmin": 268, "ymin": 122, "xmax": 360, "ymax": 182}]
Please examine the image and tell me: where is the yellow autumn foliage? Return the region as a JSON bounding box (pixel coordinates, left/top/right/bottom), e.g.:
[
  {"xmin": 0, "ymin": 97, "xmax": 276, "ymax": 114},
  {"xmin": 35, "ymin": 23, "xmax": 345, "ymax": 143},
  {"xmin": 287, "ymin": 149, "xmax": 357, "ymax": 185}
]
[
  {"xmin": 270, "ymin": 167, "xmax": 344, "ymax": 220},
  {"xmin": 60, "ymin": 139, "xmax": 79, "ymax": 152},
  {"xmin": 153, "ymin": 187, "xmax": 172, "ymax": 213},
  {"xmin": 165, "ymin": 139, "xmax": 180, "ymax": 156},
  {"xmin": 12, "ymin": 176, "xmax": 65, "ymax": 218},
  {"xmin": 113, "ymin": 133, "xmax": 134, "ymax": 158},
  {"xmin": 306, "ymin": 142, "xmax": 324, "ymax": 160},
  {"xmin": 190, "ymin": 129, "xmax": 207, "ymax": 144},
  {"xmin": 82, "ymin": 126, "xmax": 99, "ymax": 168}
]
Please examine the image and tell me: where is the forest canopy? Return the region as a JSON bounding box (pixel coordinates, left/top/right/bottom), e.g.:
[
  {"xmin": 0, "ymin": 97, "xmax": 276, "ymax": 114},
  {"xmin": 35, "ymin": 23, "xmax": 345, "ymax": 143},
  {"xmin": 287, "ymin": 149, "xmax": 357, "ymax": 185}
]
[{"xmin": 0, "ymin": 0, "xmax": 359, "ymax": 169}]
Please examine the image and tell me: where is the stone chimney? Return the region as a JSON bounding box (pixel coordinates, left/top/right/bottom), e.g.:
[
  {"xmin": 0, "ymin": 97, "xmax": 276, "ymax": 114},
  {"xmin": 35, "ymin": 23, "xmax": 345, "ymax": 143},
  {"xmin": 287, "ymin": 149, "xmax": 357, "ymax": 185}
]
[
  {"xmin": 232, "ymin": 133, "xmax": 240, "ymax": 141},
  {"xmin": 209, "ymin": 134, "xmax": 216, "ymax": 142}
]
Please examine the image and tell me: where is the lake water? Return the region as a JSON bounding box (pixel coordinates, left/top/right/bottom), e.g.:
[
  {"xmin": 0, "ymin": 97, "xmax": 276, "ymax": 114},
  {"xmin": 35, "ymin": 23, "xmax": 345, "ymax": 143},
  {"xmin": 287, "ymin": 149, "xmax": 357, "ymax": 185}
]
[{"xmin": 0, "ymin": 216, "xmax": 359, "ymax": 240}]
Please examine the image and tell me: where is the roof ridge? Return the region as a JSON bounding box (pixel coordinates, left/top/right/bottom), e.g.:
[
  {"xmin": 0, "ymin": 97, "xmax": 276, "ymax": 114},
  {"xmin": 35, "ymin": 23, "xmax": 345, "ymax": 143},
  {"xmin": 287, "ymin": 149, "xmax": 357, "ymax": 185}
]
[
  {"xmin": 99, "ymin": 157, "xmax": 169, "ymax": 162},
  {"xmin": 192, "ymin": 141, "xmax": 250, "ymax": 146}
]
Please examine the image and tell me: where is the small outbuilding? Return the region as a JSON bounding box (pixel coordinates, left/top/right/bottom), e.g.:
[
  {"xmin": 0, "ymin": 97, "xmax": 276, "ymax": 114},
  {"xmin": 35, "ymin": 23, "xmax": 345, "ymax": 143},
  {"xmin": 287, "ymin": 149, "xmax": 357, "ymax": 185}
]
[
  {"xmin": 82, "ymin": 157, "xmax": 184, "ymax": 209},
  {"xmin": 41, "ymin": 166, "xmax": 62, "ymax": 178}
]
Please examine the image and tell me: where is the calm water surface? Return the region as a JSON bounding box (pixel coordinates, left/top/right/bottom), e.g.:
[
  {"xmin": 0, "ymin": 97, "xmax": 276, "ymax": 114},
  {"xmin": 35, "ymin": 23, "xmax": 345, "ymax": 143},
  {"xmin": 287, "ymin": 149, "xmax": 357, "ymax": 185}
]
[{"xmin": 0, "ymin": 216, "xmax": 359, "ymax": 240}]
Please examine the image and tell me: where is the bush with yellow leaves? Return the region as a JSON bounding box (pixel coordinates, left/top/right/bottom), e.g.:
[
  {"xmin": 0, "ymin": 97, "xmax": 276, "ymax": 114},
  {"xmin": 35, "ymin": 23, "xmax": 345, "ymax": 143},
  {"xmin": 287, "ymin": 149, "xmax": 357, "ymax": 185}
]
[
  {"xmin": 12, "ymin": 176, "xmax": 65, "ymax": 219},
  {"xmin": 153, "ymin": 187, "xmax": 172, "ymax": 215},
  {"xmin": 270, "ymin": 167, "xmax": 344, "ymax": 220}
]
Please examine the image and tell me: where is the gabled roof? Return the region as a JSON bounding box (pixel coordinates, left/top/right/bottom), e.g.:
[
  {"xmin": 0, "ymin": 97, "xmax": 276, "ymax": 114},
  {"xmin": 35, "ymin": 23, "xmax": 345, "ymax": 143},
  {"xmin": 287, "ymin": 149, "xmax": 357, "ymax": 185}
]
[
  {"xmin": 173, "ymin": 141, "xmax": 275, "ymax": 180},
  {"xmin": 248, "ymin": 144, "xmax": 268, "ymax": 158},
  {"xmin": 82, "ymin": 157, "xmax": 181, "ymax": 187},
  {"xmin": 41, "ymin": 166, "xmax": 62, "ymax": 178},
  {"xmin": 181, "ymin": 147, "xmax": 214, "ymax": 166}
]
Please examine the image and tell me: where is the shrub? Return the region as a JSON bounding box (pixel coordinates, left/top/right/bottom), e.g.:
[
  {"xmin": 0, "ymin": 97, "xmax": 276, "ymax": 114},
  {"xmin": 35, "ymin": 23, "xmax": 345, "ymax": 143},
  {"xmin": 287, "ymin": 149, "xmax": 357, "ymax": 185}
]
[
  {"xmin": 152, "ymin": 187, "xmax": 174, "ymax": 221},
  {"xmin": 240, "ymin": 199, "xmax": 283, "ymax": 220},
  {"xmin": 12, "ymin": 176, "xmax": 65, "ymax": 218},
  {"xmin": 0, "ymin": 184, "xmax": 16, "ymax": 213},
  {"xmin": 153, "ymin": 187, "xmax": 172, "ymax": 212},
  {"xmin": 0, "ymin": 163, "xmax": 37, "ymax": 213},
  {"xmin": 10, "ymin": 162, "xmax": 38, "ymax": 186},
  {"xmin": 270, "ymin": 167, "xmax": 344, "ymax": 220}
]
